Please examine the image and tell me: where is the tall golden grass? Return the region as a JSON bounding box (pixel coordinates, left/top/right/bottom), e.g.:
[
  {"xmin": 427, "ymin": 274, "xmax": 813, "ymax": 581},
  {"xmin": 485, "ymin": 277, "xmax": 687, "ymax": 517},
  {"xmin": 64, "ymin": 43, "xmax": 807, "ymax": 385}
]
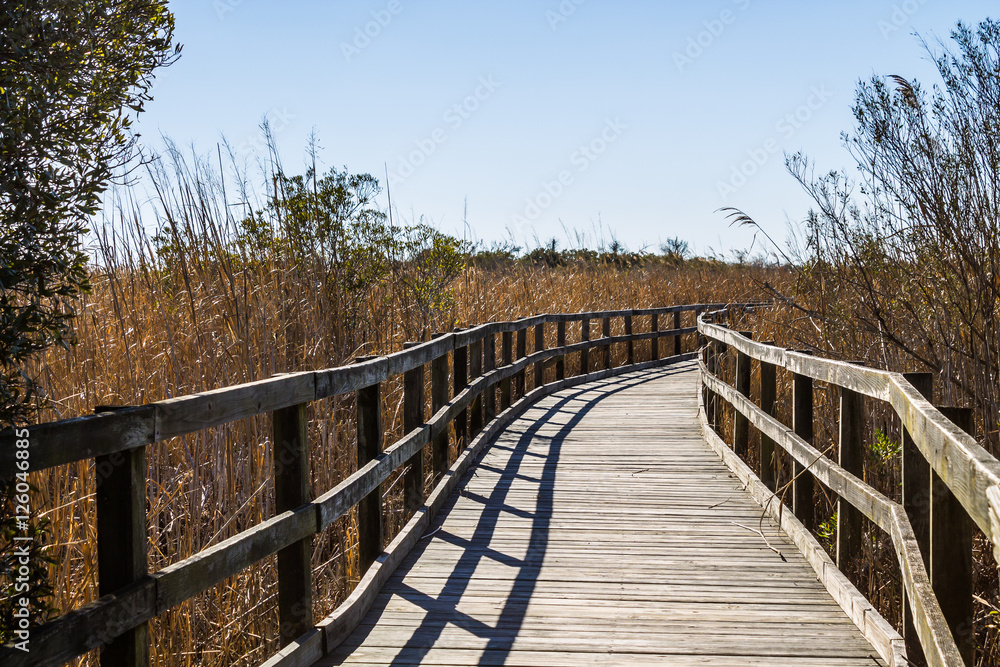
[{"xmin": 35, "ymin": 206, "xmax": 781, "ymax": 665}]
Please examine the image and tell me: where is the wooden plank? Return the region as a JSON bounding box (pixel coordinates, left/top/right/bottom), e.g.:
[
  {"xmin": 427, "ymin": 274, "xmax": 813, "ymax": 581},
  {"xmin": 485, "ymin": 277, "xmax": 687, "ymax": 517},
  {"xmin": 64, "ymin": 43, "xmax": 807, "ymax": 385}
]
[
  {"xmin": 674, "ymin": 309, "xmax": 682, "ymax": 356},
  {"xmin": 452, "ymin": 338, "xmax": 468, "ymax": 450},
  {"xmin": 759, "ymin": 347, "xmax": 777, "ymax": 492},
  {"xmin": 96, "ymin": 439, "xmax": 148, "ymax": 667},
  {"xmin": 650, "ymin": 313, "xmax": 659, "ymax": 361},
  {"xmin": 515, "ymin": 327, "xmax": 527, "ymax": 398},
  {"xmin": 484, "ymin": 334, "xmax": 497, "ymax": 425},
  {"xmin": 838, "ymin": 386, "xmax": 864, "ymax": 571},
  {"xmin": 580, "ymin": 318, "xmax": 590, "ymax": 375},
  {"xmin": 468, "ymin": 339, "xmax": 483, "ymax": 439},
  {"xmin": 0, "ymin": 406, "xmax": 154, "ymax": 479},
  {"xmin": 431, "ymin": 342, "xmax": 450, "ymax": 478},
  {"xmin": 733, "ymin": 331, "xmax": 752, "ymax": 458},
  {"xmin": 156, "ymin": 372, "xmax": 315, "ymax": 440},
  {"xmin": 932, "ymin": 407, "xmax": 974, "ymax": 666},
  {"xmin": 901, "ymin": 372, "xmax": 933, "ymax": 663},
  {"xmin": 403, "ymin": 344, "xmax": 426, "ymax": 517},
  {"xmin": 792, "ymin": 364, "xmax": 815, "ymax": 532},
  {"xmin": 501, "ymin": 331, "xmax": 513, "ymax": 410},
  {"xmin": 273, "ymin": 403, "xmax": 313, "ymax": 646},
  {"xmin": 357, "ymin": 375, "xmax": 383, "ymax": 573},
  {"xmin": 625, "ymin": 314, "xmax": 634, "ymax": 364},
  {"xmin": 601, "ymin": 317, "xmax": 611, "ymax": 370},
  {"xmin": 533, "ymin": 324, "xmax": 545, "ymax": 390},
  {"xmin": 555, "ymin": 322, "xmax": 566, "ymax": 380}
]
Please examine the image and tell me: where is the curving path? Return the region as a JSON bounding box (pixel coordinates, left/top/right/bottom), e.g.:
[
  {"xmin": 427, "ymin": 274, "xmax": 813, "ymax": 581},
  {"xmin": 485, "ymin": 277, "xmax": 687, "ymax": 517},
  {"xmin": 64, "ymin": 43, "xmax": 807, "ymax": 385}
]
[{"xmin": 315, "ymin": 361, "xmax": 887, "ymax": 666}]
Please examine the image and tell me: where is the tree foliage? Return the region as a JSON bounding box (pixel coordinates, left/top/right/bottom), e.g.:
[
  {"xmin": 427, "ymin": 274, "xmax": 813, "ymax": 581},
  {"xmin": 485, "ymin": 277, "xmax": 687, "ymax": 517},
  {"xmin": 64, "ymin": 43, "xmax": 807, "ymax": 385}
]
[
  {"xmin": 0, "ymin": 0, "xmax": 177, "ymax": 641},
  {"xmin": 789, "ymin": 19, "xmax": 1000, "ymax": 437}
]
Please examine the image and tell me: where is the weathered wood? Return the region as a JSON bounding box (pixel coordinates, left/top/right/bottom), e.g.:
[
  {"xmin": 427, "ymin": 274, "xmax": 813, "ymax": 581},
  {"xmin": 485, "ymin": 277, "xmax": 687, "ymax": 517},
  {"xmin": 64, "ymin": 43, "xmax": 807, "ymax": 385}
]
[
  {"xmin": 556, "ymin": 322, "xmax": 566, "ymax": 380},
  {"xmin": 431, "ymin": 342, "xmax": 450, "ymax": 478},
  {"xmin": 733, "ymin": 331, "xmax": 752, "ymax": 458},
  {"xmin": 356, "ymin": 376, "xmax": 383, "ymax": 573},
  {"xmin": 580, "ymin": 318, "xmax": 590, "ymax": 374},
  {"xmin": 651, "ymin": 313, "xmax": 659, "ymax": 360},
  {"xmin": 837, "ymin": 386, "xmax": 864, "ymax": 571},
  {"xmin": 452, "ymin": 336, "xmax": 468, "ymax": 450},
  {"xmin": 759, "ymin": 345, "xmax": 777, "ymax": 493},
  {"xmin": 533, "ymin": 323, "xmax": 545, "ymax": 390},
  {"xmin": 272, "ymin": 403, "xmax": 313, "ymax": 647},
  {"xmin": 402, "ymin": 344, "xmax": 425, "ymax": 517},
  {"xmin": 317, "ymin": 363, "xmax": 893, "ymax": 667},
  {"xmin": 932, "ymin": 406, "xmax": 974, "ymax": 666},
  {"xmin": 468, "ymin": 339, "xmax": 483, "ymax": 438},
  {"xmin": 96, "ymin": 437, "xmax": 148, "ymax": 667},
  {"xmin": 699, "ymin": 317, "xmax": 1000, "ymax": 568},
  {"xmin": 901, "ymin": 373, "xmax": 934, "ymax": 665},
  {"xmin": 625, "ymin": 314, "xmax": 634, "ymax": 364},
  {"xmin": 602, "ymin": 317, "xmax": 611, "ymax": 370},
  {"xmin": 792, "ymin": 365, "xmax": 814, "ymax": 531},
  {"xmin": 483, "ymin": 334, "xmax": 497, "ymax": 424},
  {"xmin": 700, "ymin": 361, "xmax": 964, "ymax": 667},
  {"xmin": 156, "ymin": 372, "xmax": 315, "ymax": 440},
  {"xmin": 501, "ymin": 331, "xmax": 513, "ymax": 409},
  {"xmin": 674, "ymin": 309, "xmax": 682, "ymax": 356},
  {"xmin": 515, "ymin": 327, "xmax": 527, "ymax": 398}
]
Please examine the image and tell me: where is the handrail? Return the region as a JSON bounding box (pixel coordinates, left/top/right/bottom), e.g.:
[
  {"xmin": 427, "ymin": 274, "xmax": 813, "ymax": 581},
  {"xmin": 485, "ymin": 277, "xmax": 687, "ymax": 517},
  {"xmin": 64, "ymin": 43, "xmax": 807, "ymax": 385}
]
[
  {"xmin": 698, "ymin": 315, "xmax": 1000, "ymax": 562},
  {"xmin": 697, "ymin": 307, "xmax": 993, "ymax": 667},
  {"xmin": 1, "ymin": 303, "xmax": 724, "ymax": 667}
]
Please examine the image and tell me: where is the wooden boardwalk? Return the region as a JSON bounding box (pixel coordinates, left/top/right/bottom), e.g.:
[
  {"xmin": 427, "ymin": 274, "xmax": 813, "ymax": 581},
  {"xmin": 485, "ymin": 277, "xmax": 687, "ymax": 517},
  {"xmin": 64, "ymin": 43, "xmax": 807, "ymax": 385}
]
[{"xmin": 316, "ymin": 361, "xmax": 886, "ymax": 666}]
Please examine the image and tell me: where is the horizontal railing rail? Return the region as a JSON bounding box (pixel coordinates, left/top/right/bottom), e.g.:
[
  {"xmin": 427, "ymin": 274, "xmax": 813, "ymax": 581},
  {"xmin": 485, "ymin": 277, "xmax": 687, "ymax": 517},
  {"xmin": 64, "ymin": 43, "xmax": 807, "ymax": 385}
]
[
  {"xmin": 698, "ymin": 306, "xmax": 997, "ymax": 667},
  {"xmin": 1, "ymin": 303, "xmax": 728, "ymax": 667}
]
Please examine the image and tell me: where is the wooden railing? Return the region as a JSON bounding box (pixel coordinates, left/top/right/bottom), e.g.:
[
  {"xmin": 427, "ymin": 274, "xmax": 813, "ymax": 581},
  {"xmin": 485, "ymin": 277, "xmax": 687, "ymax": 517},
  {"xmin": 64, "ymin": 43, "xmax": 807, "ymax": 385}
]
[
  {"xmin": 698, "ymin": 307, "xmax": 1000, "ymax": 667},
  {"xmin": 0, "ymin": 304, "xmax": 725, "ymax": 667}
]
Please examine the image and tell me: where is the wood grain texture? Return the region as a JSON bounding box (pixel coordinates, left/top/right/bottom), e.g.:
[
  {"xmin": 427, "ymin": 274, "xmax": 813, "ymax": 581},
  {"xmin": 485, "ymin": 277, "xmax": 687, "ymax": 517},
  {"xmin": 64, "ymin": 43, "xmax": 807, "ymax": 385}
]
[{"xmin": 313, "ymin": 363, "xmax": 887, "ymax": 666}]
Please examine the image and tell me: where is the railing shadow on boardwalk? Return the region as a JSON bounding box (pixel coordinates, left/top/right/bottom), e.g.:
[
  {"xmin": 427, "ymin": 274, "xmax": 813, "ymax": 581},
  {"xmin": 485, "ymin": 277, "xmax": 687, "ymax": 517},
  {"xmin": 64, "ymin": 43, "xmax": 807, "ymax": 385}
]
[{"xmin": 341, "ymin": 367, "xmax": 687, "ymax": 667}]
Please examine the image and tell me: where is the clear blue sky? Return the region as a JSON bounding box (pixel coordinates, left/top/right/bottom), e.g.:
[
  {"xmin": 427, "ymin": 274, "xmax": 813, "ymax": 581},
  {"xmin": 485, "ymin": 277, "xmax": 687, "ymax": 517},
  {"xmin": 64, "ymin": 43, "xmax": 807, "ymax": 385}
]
[{"xmin": 132, "ymin": 0, "xmax": 996, "ymax": 257}]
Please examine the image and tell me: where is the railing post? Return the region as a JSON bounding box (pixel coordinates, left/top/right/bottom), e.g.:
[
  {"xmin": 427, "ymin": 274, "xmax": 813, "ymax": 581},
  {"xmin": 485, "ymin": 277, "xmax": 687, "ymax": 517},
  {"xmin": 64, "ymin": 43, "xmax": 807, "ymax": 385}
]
[
  {"xmin": 356, "ymin": 364, "xmax": 383, "ymax": 574},
  {"xmin": 96, "ymin": 433, "xmax": 149, "ymax": 667},
  {"xmin": 792, "ymin": 363, "xmax": 815, "ymax": 531},
  {"xmin": 933, "ymin": 406, "xmax": 974, "ymax": 665},
  {"xmin": 556, "ymin": 321, "xmax": 566, "ymax": 380},
  {"xmin": 468, "ymin": 338, "xmax": 483, "ymax": 438},
  {"xmin": 403, "ymin": 343, "xmax": 425, "ymax": 517},
  {"xmin": 483, "ymin": 333, "xmax": 496, "ymax": 423},
  {"xmin": 272, "ymin": 402, "xmax": 313, "ymax": 645},
  {"xmin": 453, "ymin": 331, "xmax": 468, "ymax": 450},
  {"xmin": 580, "ymin": 317, "xmax": 590, "ymax": 375},
  {"xmin": 674, "ymin": 310, "xmax": 682, "ymax": 356},
  {"xmin": 501, "ymin": 330, "xmax": 513, "ymax": 408},
  {"xmin": 837, "ymin": 384, "xmax": 864, "ymax": 571},
  {"xmin": 534, "ymin": 322, "xmax": 545, "ymax": 389},
  {"xmin": 601, "ymin": 317, "xmax": 611, "ymax": 369},
  {"xmin": 758, "ymin": 348, "xmax": 777, "ymax": 492},
  {"xmin": 515, "ymin": 327, "xmax": 527, "ymax": 397},
  {"xmin": 733, "ymin": 331, "xmax": 752, "ymax": 458},
  {"xmin": 901, "ymin": 372, "xmax": 933, "ymax": 663},
  {"xmin": 624, "ymin": 314, "xmax": 634, "ymax": 365},
  {"xmin": 649, "ymin": 314, "xmax": 657, "ymax": 362},
  {"xmin": 430, "ymin": 339, "xmax": 450, "ymax": 478}
]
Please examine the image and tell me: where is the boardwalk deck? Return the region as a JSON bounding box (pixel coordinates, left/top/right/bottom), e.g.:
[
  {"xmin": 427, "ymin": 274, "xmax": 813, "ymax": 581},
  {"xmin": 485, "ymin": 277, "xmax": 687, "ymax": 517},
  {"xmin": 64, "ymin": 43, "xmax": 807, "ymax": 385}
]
[{"xmin": 315, "ymin": 361, "xmax": 886, "ymax": 666}]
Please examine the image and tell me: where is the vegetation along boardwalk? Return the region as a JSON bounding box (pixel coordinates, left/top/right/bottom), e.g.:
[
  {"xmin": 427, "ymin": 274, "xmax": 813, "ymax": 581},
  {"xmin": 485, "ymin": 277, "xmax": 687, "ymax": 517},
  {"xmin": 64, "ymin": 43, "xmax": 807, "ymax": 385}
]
[{"xmin": 315, "ymin": 362, "xmax": 887, "ymax": 666}]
